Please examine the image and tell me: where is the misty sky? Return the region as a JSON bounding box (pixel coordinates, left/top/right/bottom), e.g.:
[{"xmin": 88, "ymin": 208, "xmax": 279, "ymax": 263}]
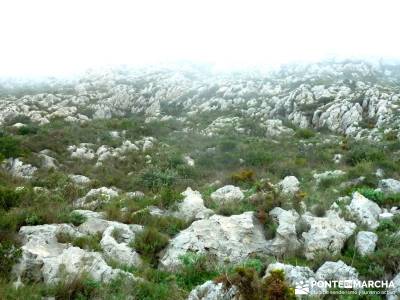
[{"xmin": 1, "ymin": 0, "xmax": 399, "ymax": 76}]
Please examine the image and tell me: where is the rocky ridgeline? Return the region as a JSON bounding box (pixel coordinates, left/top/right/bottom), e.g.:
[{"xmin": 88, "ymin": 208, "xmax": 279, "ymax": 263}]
[{"xmin": 1, "ymin": 61, "xmax": 400, "ymax": 140}]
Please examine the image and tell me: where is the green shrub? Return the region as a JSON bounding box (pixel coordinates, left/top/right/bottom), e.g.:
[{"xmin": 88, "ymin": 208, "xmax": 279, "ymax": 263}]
[
  {"xmin": 231, "ymin": 170, "xmax": 255, "ymax": 185},
  {"xmin": 345, "ymin": 143, "xmax": 385, "ymax": 166},
  {"xmin": 50, "ymin": 273, "xmax": 100, "ymax": 300},
  {"xmin": 217, "ymin": 267, "xmax": 295, "ymax": 300},
  {"xmin": 0, "ymin": 136, "xmax": 22, "ymax": 159},
  {"xmin": 0, "ymin": 187, "xmax": 23, "ymax": 210},
  {"xmin": 175, "ymin": 253, "xmax": 220, "ymax": 290},
  {"xmin": 139, "ymin": 168, "xmax": 178, "ymax": 190},
  {"xmin": 0, "ymin": 241, "xmax": 22, "ymax": 280},
  {"xmin": 129, "ymin": 210, "xmax": 187, "ymax": 236},
  {"xmin": 17, "ymin": 125, "xmax": 38, "ymax": 135},
  {"xmin": 263, "ymin": 269, "xmax": 295, "ymax": 300},
  {"xmin": 131, "ymin": 227, "xmax": 169, "ymax": 264},
  {"xmin": 158, "ymin": 187, "xmax": 183, "ymax": 209},
  {"xmin": 295, "ymin": 128, "xmax": 315, "ymax": 139},
  {"xmin": 56, "ymin": 232, "xmax": 102, "ymax": 252},
  {"xmin": 355, "ymin": 187, "xmax": 384, "ymax": 203},
  {"xmin": 66, "ymin": 212, "xmax": 87, "ymax": 226}
]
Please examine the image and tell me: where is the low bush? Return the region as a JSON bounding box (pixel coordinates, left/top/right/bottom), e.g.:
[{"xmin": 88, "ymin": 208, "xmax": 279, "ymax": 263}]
[
  {"xmin": 295, "ymin": 128, "xmax": 315, "ymax": 139},
  {"xmin": 175, "ymin": 253, "xmax": 220, "ymax": 290},
  {"xmin": 231, "ymin": 169, "xmax": 255, "ymax": 186},
  {"xmin": 0, "ymin": 240, "xmax": 22, "ymax": 280},
  {"xmin": 57, "ymin": 232, "xmax": 102, "ymax": 252},
  {"xmin": 129, "ymin": 210, "xmax": 187, "ymax": 236},
  {"xmin": 131, "ymin": 227, "xmax": 169, "ymax": 265},
  {"xmin": 0, "ymin": 136, "xmax": 22, "ymax": 160},
  {"xmin": 139, "ymin": 168, "xmax": 179, "ymax": 190},
  {"xmin": 345, "ymin": 143, "xmax": 385, "ymax": 166},
  {"xmin": 0, "ymin": 187, "xmax": 23, "ymax": 211},
  {"xmin": 217, "ymin": 266, "xmax": 295, "ymax": 300}
]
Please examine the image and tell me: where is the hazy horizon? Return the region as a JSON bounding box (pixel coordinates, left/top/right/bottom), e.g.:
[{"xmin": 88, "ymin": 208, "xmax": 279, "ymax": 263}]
[{"xmin": 1, "ymin": 0, "xmax": 400, "ymax": 77}]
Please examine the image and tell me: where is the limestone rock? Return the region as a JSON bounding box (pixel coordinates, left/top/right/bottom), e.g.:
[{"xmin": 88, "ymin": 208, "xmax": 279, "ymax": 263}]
[
  {"xmin": 210, "ymin": 185, "xmax": 244, "ymax": 204},
  {"xmin": 346, "ymin": 192, "xmax": 382, "ymax": 230},
  {"xmin": 302, "ymin": 210, "xmax": 356, "ymax": 259},
  {"xmin": 278, "ymin": 176, "xmax": 300, "ymax": 195},
  {"xmin": 159, "ymin": 212, "xmax": 268, "ymax": 270},
  {"xmin": 355, "ymin": 231, "xmax": 378, "ymax": 256},
  {"xmin": 187, "ymin": 281, "xmax": 238, "ymax": 300},
  {"xmin": 378, "ymin": 179, "xmax": 400, "ymax": 194},
  {"xmin": 172, "ymin": 187, "xmax": 214, "ymax": 221}
]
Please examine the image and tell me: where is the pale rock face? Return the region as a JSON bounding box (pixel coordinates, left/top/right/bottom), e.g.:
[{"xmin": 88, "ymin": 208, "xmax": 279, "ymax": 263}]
[
  {"xmin": 38, "ymin": 151, "xmax": 58, "ymax": 170},
  {"xmin": 302, "ymin": 210, "xmax": 356, "ymax": 259},
  {"xmin": 3, "ymin": 158, "xmax": 37, "ymax": 179},
  {"xmin": 355, "ymin": 231, "xmax": 378, "ymax": 256},
  {"xmin": 278, "ymin": 176, "xmax": 300, "ymax": 195},
  {"xmin": 159, "ymin": 212, "xmax": 269, "ymax": 270},
  {"xmin": 68, "ymin": 174, "xmax": 91, "ymax": 185},
  {"xmin": 41, "ymin": 246, "xmax": 133, "ymax": 284},
  {"xmin": 14, "ymin": 224, "xmax": 81, "ymax": 283},
  {"xmin": 316, "ymin": 101, "xmax": 362, "ymax": 134},
  {"xmin": 264, "ymin": 119, "xmax": 294, "ymax": 137},
  {"xmin": 378, "ymin": 179, "xmax": 400, "ymax": 194},
  {"xmin": 187, "ymin": 281, "xmax": 238, "ymax": 300},
  {"xmin": 313, "ymin": 170, "xmax": 346, "ymax": 184},
  {"xmin": 210, "ymin": 185, "xmax": 244, "ymax": 204},
  {"xmin": 171, "ymin": 187, "xmax": 214, "ymax": 221},
  {"xmin": 346, "ymin": 192, "xmax": 382, "ymax": 230},
  {"xmin": 74, "ymin": 187, "xmax": 119, "ymax": 209},
  {"xmin": 68, "ymin": 144, "xmax": 95, "ymax": 160},
  {"xmin": 315, "ymin": 260, "xmax": 359, "ymax": 282},
  {"xmin": 100, "ymin": 224, "xmax": 143, "ymax": 267},
  {"xmin": 266, "ymin": 207, "xmax": 301, "ymax": 256}
]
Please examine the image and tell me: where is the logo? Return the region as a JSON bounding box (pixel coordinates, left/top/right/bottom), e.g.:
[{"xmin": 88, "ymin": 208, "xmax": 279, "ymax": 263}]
[{"xmin": 295, "ymin": 281, "xmax": 310, "ymax": 295}]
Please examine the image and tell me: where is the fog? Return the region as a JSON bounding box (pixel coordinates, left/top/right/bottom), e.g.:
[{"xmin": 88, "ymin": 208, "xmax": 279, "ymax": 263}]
[{"xmin": 1, "ymin": 0, "xmax": 399, "ymax": 76}]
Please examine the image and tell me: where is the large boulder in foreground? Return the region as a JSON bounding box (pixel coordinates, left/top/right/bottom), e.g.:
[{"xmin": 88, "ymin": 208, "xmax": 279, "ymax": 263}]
[
  {"xmin": 41, "ymin": 246, "xmax": 133, "ymax": 284},
  {"xmin": 159, "ymin": 212, "xmax": 269, "ymax": 270},
  {"xmin": 346, "ymin": 192, "xmax": 382, "ymax": 230},
  {"xmin": 14, "ymin": 212, "xmax": 141, "ymax": 285},
  {"xmin": 302, "ymin": 210, "xmax": 356, "ymax": 259}
]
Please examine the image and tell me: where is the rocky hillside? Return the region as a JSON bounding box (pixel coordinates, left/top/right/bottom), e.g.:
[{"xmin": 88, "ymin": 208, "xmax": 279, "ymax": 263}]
[{"xmin": 0, "ymin": 60, "xmax": 399, "ymax": 299}]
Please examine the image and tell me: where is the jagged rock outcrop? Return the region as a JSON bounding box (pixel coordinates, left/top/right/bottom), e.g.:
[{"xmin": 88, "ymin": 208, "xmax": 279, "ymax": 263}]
[
  {"xmin": 346, "ymin": 192, "xmax": 382, "ymax": 230},
  {"xmin": 302, "ymin": 210, "xmax": 356, "ymax": 259},
  {"xmin": 159, "ymin": 212, "xmax": 269, "ymax": 270}
]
